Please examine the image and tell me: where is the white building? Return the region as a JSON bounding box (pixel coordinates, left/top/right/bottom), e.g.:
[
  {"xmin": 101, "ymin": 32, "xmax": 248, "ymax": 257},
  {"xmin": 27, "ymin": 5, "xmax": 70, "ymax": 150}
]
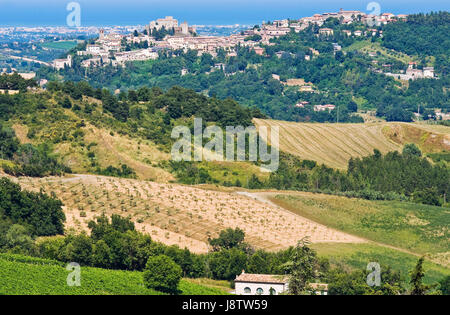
[
  {"xmin": 234, "ymin": 272, "xmax": 329, "ymax": 295},
  {"xmin": 86, "ymin": 44, "xmax": 102, "ymax": 55},
  {"xmin": 314, "ymin": 104, "xmax": 336, "ymax": 112},
  {"xmin": 53, "ymin": 55, "xmax": 72, "ymax": 70},
  {"xmin": 234, "ymin": 273, "xmax": 289, "ymax": 295},
  {"xmin": 423, "ymin": 67, "xmax": 435, "ymax": 78},
  {"xmin": 150, "ymin": 16, "xmax": 179, "ymax": 30}
]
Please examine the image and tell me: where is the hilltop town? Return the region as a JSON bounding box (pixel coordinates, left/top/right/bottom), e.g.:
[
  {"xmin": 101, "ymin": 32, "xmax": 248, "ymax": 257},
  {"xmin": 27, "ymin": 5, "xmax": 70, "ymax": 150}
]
[{"xmin": 63, "ymin": 9, "xmax": 408, "ymax": 69}]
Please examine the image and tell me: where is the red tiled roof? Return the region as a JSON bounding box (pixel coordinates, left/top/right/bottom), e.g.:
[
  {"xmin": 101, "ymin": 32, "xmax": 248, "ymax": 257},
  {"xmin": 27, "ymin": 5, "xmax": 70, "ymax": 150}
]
[
  {"xmin": 235, "ymin": 273, "xmax": 289, "ymax": 284},
  {"xmin": 309, "ymin": 283, "xmax": 329, "ymax": 291}
]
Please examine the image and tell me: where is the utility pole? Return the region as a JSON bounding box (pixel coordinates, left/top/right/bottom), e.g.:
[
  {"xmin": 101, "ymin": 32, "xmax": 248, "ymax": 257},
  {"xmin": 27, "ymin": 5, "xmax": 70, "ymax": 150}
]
[{"xmin": 337, "ymin": 106, "xmax": 340, "ymax": 123}]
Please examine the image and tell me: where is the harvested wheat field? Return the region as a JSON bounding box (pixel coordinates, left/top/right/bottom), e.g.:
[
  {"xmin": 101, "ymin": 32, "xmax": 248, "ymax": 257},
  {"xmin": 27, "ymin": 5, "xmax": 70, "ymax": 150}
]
[
  {"xmin": 254, "ymin": 119, "xmax": 450, "ymax": 169},
  {"xmin": 11, "ymin": 174, "xmax": 364, "ymax": 253}
]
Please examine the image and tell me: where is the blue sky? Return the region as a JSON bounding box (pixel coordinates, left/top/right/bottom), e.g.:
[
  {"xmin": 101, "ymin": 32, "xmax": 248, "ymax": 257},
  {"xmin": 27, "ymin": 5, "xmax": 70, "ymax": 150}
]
[{"xmin": 0, "ymin": 0, "xmax": 449, "ymax": 26}]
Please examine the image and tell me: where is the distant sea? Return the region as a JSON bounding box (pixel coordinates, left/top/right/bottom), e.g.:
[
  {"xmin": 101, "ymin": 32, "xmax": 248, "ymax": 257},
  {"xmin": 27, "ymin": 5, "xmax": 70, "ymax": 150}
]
[{"xmin": 0, "ymin": 0, "xmax": 449, "ymax": 27}]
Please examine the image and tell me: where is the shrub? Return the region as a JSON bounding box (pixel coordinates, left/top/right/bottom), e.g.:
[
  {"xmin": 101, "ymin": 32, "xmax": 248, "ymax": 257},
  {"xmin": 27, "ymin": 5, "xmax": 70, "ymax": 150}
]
[
  {"xmin": 143, "ymin": 255, "xmax": 182, "ymax": 294},
  {"xmin": 0, "ymin": 178, "xmax": 65, "ymax": 236}
]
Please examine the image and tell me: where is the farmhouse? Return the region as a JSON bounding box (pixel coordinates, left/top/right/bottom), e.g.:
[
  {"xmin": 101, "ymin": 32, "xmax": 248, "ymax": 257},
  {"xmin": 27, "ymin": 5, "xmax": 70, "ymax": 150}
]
[
  {"xmin": 314, "ymin": 104, "xmax": 336, "ymax": 112},
  {"xmin": 300, "ymin": 85, "xmax": 314, "ymax": 92},
  {"xmin": 253, "ymin": 46, "xmax": 265, "ymax": 56},
  {"xmin": 342, "ymin": 30, "xmax": 352, "ymax": 36},
  {"xmin": 234, "ymin": 271, "xmax": 329, "ymax": 295},
  {"xmin": 319, "ymin": 28, "xmax": 334, "ymax": 36},
  {"xmin": 234, "ymin": 272, "xmax": 289, "ymax": 295}
]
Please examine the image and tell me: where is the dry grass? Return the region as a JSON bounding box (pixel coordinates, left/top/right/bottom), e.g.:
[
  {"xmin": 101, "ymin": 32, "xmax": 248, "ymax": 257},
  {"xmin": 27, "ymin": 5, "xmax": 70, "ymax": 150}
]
[
  {"xmin": 254, "ymin": 119, "xmax": 450, "ymax": 169},
  {"xmin": 11, "ymin": 174, "xmax": 364, "ymax": 254},
  {"xmin": 12, "ymin": 121, "xmax": 174, "ymax": 183}
]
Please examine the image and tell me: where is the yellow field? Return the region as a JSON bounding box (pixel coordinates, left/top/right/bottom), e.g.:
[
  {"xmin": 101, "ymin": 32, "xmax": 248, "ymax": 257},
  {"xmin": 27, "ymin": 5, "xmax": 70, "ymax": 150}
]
[{"xmin": 254, "ymin": 119, "xmax": 450, "ymax": 169}]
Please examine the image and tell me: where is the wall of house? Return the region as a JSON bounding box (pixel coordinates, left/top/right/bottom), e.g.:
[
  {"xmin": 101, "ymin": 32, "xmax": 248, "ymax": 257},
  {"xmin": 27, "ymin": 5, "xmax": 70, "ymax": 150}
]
[{"xmin": 235, "ymin": 282, "xmax": 288, "ymax": 295}]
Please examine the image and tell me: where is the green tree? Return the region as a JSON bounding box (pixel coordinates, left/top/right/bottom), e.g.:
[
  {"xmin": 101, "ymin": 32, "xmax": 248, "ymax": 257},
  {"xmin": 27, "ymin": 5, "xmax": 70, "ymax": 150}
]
[
  {"xmin": 143, "ymin": 255, "xmax": 182, "ymax": 294},
  {"xmin": 413, "ymin": 187, "xmax": 442, "ymax": 206},
  {"xmin": 92, "ymin": 240, "xmax": 112, "ymax": 268},
  {"xmin": 62, "ymin": 234, "xmax": 93, "ymax": 265},
  {"xmin": 402, "ymin": 143, "xmax": 422, "ymax": 157},
  {"xmin": 61, "ymin": 96, "xmax": 72, "ymax": 109},
  {"xmin": 439, "ymin": 276, "xmax": 450, "ymax": 295},
  {"xmin": 5, "ymin": 224, "xmax": 34, "ymax": 253},
  {"xmin": 208, "ymin": 248, "xmax": 247, "ymax": 280},
  {"xmin": 208, "ymin": 228, "xmax": 246, "ymax": 251},
  {"xmin": 410, "ymin": 257, "xmax": 432, "ymax": 295},
  {"xmin": 284, "ymin": 237, "xmax": 318, "ymax": 295}
]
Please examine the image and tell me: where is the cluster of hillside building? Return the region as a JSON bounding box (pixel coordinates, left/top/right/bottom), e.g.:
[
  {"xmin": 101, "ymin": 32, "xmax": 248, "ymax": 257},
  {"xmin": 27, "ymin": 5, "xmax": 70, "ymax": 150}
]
[
  {"xmin": 148, "ymin": 16, "xmax": 197, "ymax": 36},
  {"xmin": 298, "ymin": 9, "xmax": 406, "ymax": 28},
  {"xmin": 384, "ymin": 62, "xmax": 436, "ymax": 80},
  {"xmin": 54, "ymin": 9, "xmax": 409, "ymax": 70},
  {"xmin": 294, "ymin": 101, "xmax": 336, "ymax": 112}
]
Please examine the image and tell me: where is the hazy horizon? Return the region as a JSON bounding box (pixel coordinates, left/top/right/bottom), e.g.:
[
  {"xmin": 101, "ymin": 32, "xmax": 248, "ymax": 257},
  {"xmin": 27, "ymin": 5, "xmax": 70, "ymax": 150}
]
[{"xmin": 0, "ymin": 0, "xmax": 449, "ymax": 27}]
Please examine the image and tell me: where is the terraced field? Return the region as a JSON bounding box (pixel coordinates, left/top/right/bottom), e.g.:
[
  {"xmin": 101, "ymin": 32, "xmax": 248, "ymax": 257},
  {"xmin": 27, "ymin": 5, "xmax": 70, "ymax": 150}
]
[
  {"xmin": 10, "ymin": 174, "xmax": 364, "ymax": 254},
  {"xmin": 254, "ymin": 119, "xmax": 450, "ymax": 169}
]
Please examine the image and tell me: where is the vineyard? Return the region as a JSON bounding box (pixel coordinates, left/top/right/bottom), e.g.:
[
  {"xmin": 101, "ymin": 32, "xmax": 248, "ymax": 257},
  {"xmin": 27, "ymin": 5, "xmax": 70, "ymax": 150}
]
[
  {"xmin": 254, "ymin": 119, "xmax": 450, "ymax": 169},
  {"xmin": 11, "ymin": 174, "xmax": 364, "ymax": 254},
  {"xmin": 0, "ymin": 254, "xmax": 228, "ymax": 295}
]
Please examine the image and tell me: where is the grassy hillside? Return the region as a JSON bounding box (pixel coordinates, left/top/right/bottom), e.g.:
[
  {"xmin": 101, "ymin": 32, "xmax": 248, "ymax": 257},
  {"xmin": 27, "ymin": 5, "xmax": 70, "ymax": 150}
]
[
  {"xmin": 268, "ymin": 192, "xmax": 449, "ymax": 262},
  {"xmin": 0, "ymin": 254, "xmax": 228, "ymax": 295},
  {"xmin": 343, "ymin": 40, "xmax": 415, "ymax": 64},
  {"xmin": 312, "ymin": 243, "xmax": 449, "ymax": 285},
  {"xmin": 10, "ymin": 106, "xmax": 174, "ymax": 182},
  {"xmin": 254, "ymin": 119, "xmax": 450, "ymax": 169}
]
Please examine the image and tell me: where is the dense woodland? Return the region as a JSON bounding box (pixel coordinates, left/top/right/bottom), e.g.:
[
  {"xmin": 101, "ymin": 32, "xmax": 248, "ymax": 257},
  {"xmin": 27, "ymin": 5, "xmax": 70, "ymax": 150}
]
[{"xmin": 382, "ymin": 12, "xmax": 450, "ymax": 69}]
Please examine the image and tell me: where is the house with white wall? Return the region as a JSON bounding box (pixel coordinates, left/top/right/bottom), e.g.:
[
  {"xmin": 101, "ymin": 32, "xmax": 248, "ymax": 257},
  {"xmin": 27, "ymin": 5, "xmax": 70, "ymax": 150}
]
[
  {"xmin": 235, "ymin": 272, "xmax": 289, "ymax": 295},
  {"xmin": 234, "ymin": 271, "xmax": 329, "ymax": 295}
]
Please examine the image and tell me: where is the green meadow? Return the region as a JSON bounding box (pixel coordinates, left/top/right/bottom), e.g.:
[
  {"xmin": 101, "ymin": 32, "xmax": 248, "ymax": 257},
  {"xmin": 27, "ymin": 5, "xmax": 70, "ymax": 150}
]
[
  {"xmin": 40, "ymin": 41, "xmax": 78, "ymax": 50},
  {"xmin": 312, "ymin": 243, "xmax": 449, "ymax": 285},
  {"xmin": 271, "ymin": 193, "xmax": 450, "ymax": 257}
]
